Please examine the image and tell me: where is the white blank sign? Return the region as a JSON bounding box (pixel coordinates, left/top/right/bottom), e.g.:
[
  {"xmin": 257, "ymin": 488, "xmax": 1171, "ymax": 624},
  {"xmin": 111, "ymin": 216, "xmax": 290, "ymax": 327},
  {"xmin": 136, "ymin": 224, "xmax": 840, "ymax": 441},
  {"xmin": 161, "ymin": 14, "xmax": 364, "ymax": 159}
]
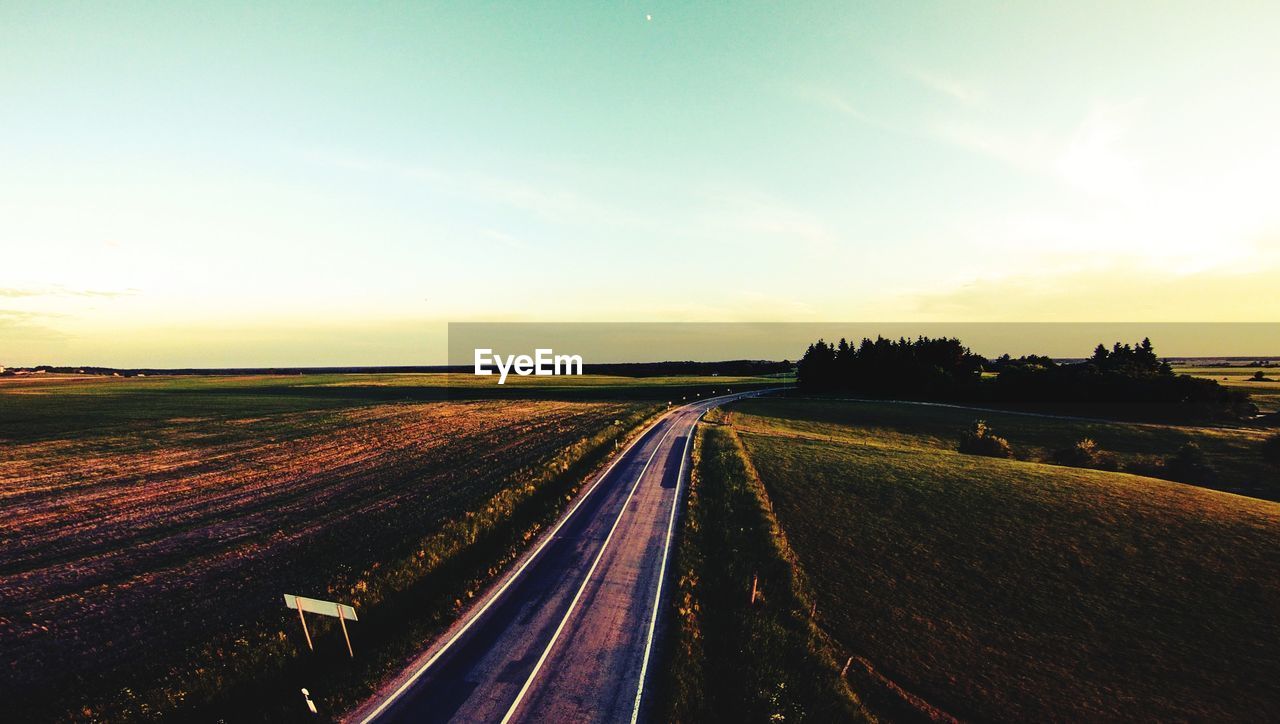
[{"xmin": 284, "ymin": 594, "xmax": 358, "ymax": 621}]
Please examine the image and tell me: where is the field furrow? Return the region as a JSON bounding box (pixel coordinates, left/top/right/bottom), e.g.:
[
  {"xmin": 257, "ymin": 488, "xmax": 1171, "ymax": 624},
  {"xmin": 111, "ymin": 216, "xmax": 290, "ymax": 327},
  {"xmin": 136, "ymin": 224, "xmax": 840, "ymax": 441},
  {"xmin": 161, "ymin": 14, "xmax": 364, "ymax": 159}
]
[{"xmin": 0, "ymin": 388, "xmax": 644, "ymax": 719}]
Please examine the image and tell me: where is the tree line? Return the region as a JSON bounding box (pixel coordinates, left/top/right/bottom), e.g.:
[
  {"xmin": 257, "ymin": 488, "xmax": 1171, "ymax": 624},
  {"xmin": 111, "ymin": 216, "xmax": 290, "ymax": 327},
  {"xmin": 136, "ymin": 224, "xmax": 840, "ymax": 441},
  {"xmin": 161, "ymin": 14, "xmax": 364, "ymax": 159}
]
[{"xmin": 796, "ymin": 335, "xmax": 1255, "ymax": 422}]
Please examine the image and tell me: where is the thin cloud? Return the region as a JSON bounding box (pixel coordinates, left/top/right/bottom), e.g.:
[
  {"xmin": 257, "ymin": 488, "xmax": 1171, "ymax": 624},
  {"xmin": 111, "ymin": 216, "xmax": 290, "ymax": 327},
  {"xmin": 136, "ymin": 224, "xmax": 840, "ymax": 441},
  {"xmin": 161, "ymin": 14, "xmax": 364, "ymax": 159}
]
[
  {"xmin": 0, "ymin": 286, "xmax": 139, "ymax": 299},
  {"xmin": 294, "ymin": 149, "xmax": 446, "ymax": 184},
  {"xmin": 935, "ymin": 99, "xmax": 1146, "ymax": 199},
  {"xmin": 1053, "ymin": 101, "xmax": 1146, "ymax": 199},
  {"xmin": 934, "ymin": 121, "xmax": 1055, "ymax": 174},
  {"xmin": 793, "ymin": 84, "xmax": 929, "ymax": 140},
  {"xmin": 296, "ymin": 148, "xmax": 637, "ymax": 228},
  {"xmin": 0, "ymin": 309, "xmax": 68, "ymax": 341},
  {"xmin": 795, "ymin": 85, "xmax": 878, "ymax": 124},
  {"xmin": 481, "ymin": 228, "xmax": 530, "ymax": 250},
  {"xmin": 904, "ymin": 67, "xmax": 983, "ymax": 104},
  {"xmin": 695, "ymin": 186, "xmax": 840, "ymax": 249},
  {"xmin": 897, "ymin": 262, "xmax": 1280, "ymax": 322}
]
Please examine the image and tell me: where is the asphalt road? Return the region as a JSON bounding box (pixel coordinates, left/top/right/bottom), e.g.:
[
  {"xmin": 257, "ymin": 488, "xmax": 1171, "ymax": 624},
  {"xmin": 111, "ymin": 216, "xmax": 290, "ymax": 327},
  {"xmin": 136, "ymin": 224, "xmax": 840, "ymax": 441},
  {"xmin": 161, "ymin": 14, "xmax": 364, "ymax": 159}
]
[{"xmin": 353, "ymin": 391, "xmax": 763, "ymax": 724}]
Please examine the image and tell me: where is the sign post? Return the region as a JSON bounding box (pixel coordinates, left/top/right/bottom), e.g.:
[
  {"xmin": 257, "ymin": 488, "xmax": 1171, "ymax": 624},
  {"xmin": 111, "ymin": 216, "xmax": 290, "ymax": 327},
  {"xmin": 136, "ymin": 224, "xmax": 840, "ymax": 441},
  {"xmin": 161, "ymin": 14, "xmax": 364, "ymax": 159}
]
[
  {"xmin": 293, "ymin": 595, "xmax": 314, "ymax": 651},
  {"xmin": 336, "ymin": 605, "xmax": 353, "ymax": 658},
  {"xmin": 285, "ymin": 594, "xmax": 359, "ymax": 657}
]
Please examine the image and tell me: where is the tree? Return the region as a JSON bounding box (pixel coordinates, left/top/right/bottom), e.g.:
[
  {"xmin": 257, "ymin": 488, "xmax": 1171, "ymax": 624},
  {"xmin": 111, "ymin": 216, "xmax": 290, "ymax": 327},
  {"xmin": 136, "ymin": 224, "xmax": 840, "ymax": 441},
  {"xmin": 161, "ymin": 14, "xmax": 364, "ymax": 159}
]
[
  {"xmin": 1136, "ymin": 337, "xmax": 1157, "ymax": 366},
  {"xmin": 796, "ymin": 334, "xmax": 1253, "ymax": 422},
  {"xmin": 1091, "ymin": 344, "xmax": 1109, "ymax": 365},
  {"xmin": 796, "ymin": 335, "xmax": 983, "ymax": 396}
]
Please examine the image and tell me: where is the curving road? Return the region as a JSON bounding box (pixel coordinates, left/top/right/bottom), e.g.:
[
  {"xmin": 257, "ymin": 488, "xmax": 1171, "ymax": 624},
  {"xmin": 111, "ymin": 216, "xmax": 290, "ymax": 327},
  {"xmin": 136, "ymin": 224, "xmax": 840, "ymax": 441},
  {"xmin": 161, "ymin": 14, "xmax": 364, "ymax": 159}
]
[{"xmin": 351, "ymin": 391, "xmax": 764, "ymax": 724}]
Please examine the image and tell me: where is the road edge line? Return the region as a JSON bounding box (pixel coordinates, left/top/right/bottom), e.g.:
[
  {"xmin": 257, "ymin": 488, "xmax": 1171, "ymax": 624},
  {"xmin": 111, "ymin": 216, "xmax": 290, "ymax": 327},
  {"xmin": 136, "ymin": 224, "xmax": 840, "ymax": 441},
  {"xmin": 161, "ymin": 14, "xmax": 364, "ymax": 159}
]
[
  {"xmin": 499, "ymin": 419, "xmax": 682, "ymax": 724},
  {"xmin": 629, "ymin": 406, "xmax": 704, "ymax": 723},
  {"xmin": 357, "ymin": 410, "xmax": 671, "ymax": 724}
]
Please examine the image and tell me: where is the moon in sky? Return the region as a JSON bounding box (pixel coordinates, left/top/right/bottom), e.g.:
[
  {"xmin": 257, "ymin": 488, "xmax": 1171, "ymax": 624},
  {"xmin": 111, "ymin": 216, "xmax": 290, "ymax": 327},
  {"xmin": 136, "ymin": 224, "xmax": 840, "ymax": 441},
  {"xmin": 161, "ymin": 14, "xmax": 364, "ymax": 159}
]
[{"xmin": 646, "ymin": 14, "xmax": 652, "ymax": 21}]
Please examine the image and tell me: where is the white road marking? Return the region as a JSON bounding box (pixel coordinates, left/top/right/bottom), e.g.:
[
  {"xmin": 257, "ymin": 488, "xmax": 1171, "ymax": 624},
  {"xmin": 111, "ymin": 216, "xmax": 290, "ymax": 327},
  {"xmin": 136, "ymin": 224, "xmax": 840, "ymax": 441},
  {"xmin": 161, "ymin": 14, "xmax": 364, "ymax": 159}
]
[
  {"xmin": 630, "ymin": 406, "xmax": 703, "ymax": 723},
  {"xmin": 360, "ymin": 390, "xmax": 772, "ymax": 724},
  {"xmin": 358, "ymin": 412, "xmax": 671, "ymax": 724},
  {"xmin": 499, "ymin": 418, "xmax": 682, "ymax": 724}
]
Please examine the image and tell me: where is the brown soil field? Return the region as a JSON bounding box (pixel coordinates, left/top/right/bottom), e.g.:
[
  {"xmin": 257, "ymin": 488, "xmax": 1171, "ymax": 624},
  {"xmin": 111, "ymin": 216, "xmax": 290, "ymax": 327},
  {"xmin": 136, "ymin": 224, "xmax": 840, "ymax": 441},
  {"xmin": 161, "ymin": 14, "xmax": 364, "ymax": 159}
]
[{"xmin": 0, "ymin": 396, "xmax": 642, "ymax": 720}]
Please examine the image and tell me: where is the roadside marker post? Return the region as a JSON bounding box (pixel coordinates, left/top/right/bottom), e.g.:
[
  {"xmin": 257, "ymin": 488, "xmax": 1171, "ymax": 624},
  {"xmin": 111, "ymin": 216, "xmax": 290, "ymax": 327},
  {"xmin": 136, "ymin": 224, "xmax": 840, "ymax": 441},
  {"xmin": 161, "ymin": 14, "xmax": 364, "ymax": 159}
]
[{"xmin": 285, "ymin": 594, "xmax": 359, "ymax": 657}]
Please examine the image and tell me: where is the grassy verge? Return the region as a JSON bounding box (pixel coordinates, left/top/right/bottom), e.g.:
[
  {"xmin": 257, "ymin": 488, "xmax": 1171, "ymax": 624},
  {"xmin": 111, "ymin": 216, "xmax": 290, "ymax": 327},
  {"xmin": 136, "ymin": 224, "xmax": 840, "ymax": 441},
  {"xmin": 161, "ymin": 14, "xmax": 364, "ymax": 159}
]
[
  {"xmin": 658, "ymin": 411, "xmax": 871, "ymax": 723},
  {"xmin": 724, "ymin": 398, "xmax": 1280, "ymax": 722}
]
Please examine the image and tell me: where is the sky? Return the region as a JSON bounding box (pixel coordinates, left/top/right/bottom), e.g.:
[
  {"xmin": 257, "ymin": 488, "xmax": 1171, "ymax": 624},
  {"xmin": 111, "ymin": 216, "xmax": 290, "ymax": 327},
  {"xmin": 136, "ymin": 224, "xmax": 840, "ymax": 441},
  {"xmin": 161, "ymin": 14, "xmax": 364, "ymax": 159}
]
[{"xmin": 2, "ymin": 1, "xmax": 1278, "ymax": 366}]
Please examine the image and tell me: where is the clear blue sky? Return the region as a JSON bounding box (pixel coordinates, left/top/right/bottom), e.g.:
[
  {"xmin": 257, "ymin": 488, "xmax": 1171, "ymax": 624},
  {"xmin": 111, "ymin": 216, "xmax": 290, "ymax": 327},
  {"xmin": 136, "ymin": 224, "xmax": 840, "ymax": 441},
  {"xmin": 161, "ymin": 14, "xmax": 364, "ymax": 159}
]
[{"xmin": 2, "ymin": 1, "xmax": 1278, "ymax": 365}]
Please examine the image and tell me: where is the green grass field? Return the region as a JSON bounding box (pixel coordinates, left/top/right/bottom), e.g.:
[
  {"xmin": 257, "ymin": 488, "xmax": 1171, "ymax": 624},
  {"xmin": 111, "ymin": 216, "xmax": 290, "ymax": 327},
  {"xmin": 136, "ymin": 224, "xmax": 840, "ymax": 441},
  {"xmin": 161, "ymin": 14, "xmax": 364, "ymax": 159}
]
[
  {"xmin": 714, "ymin": 397, "xmax": 1280, "ymax": 722},
  {"xmin": 761, "ymin": 395, "xmax": 1280, "ymax": 500}
]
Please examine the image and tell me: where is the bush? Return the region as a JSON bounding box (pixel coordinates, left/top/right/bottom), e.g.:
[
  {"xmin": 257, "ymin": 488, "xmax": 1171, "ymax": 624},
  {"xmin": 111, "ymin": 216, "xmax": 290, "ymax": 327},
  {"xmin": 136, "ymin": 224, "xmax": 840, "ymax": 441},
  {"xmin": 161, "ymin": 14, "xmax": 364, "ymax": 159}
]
[
  {"xmin": 959, "ymin": 420, "xmax": 1013, "ymax": 458},
  {"xmin": 1050, "ymin": 437, "xmax": 1120, "ymax": 471},
  {"xmin": 1252, "ymin": 370, "xmax": 1269, "ymax": 381},
  {"xmin": 1263, "ymin": 434, "xmax": 1280, "ymax": 466},
  {"xmin": 1161, "ymin": 442, "xmax": 1216, "ymax": 483}
]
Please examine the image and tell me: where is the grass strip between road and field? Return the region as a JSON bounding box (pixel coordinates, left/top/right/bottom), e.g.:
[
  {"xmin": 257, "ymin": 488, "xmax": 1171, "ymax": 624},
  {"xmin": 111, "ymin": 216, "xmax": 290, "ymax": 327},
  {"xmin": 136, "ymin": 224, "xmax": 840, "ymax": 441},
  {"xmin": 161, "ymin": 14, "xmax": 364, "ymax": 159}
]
[
  {"xmin": 80, "ymin": 403, "xmax": 667, "ymax": 723},
  {"xmin": 657, "ymin": 410, "xmax": 872, "ymax": 723}
]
